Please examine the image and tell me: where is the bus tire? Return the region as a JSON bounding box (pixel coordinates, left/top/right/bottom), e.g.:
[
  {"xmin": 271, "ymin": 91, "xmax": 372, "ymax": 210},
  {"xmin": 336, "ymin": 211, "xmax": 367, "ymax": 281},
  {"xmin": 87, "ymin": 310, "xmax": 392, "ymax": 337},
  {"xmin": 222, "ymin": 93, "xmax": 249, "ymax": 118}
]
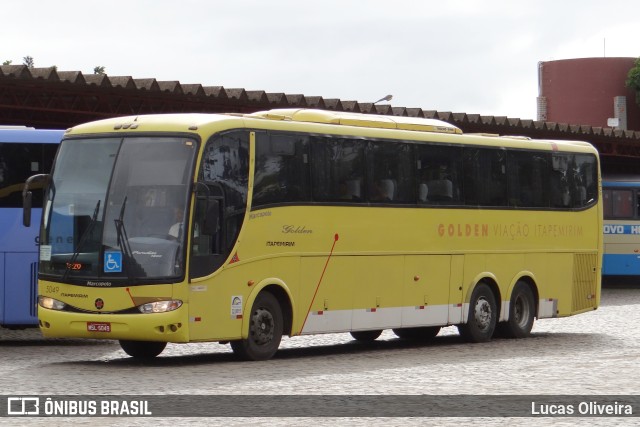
[
  {"xmin": 457, "ymin": 283, "xmax": 497, "ymax": 343},
  {"xmin": 392, "ymin": 326, "xmax": 441, "ymax": 341},
  {"xmin": 350, "ymin": 330, "xmax": 382, "ymax": 342},
  {"xmin": 230, "ymin": 292, "xmax": 283, "ymax": 361},
  {"xmin": 496, "ymin": 281, "xmax": 535, "ymax": 338},
  {"xmin": 119, "ymin": 340, "xmax": 167, "ymax": 359}
]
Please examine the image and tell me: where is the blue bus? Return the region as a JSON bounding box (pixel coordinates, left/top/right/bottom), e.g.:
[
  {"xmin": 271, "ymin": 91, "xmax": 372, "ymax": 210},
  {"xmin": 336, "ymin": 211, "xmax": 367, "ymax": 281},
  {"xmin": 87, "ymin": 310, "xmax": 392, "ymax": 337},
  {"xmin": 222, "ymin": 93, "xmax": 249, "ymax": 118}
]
[
  {"xmin": 0, "ymin": 127, "xmax": 62, "ymax": 329},
  {"xmin": 602, "ymin": 176, "xmax": 640, "ymax": 279}
]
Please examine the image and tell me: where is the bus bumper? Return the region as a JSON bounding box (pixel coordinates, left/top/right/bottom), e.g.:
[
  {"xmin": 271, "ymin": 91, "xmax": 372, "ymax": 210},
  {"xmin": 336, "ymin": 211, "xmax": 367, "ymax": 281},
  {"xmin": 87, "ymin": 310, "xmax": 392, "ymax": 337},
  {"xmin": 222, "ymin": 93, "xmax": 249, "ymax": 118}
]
[{"xmin": 38, "ymin": 306, "xmax": 189, "ymax": 343}]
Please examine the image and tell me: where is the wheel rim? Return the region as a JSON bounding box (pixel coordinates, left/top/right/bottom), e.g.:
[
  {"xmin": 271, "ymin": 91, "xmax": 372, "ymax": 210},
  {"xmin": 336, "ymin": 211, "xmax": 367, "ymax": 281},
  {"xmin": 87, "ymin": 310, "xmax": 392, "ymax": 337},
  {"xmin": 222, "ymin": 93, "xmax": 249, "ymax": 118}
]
[
  {"xmin": 513, "ymin": 294, "xmax": 530, "ymax": 328},
  {"xmin": 251, "ymin": 307, "xmax": 275, "ymax": 345},
  {"xmin": 473, "ymin": 297, "xmax": 493, "ymax": 332}
]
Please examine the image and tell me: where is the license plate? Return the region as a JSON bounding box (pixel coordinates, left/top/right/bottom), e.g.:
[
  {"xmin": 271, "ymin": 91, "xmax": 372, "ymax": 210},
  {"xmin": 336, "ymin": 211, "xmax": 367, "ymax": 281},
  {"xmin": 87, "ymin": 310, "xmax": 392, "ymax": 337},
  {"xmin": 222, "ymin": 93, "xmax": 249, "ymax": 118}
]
[{"xmin": 87, "ymin": 322, "xmax": 111, "ymax": 332}]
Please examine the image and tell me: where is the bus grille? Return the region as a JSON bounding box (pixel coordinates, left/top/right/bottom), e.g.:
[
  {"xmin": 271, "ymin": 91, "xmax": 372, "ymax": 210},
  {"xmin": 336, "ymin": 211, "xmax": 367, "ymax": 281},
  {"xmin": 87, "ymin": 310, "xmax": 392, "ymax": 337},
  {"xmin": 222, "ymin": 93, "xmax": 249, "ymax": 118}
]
[
  {"xmin": 572, "ymin": 253, "xmax": 598, "ymax": 312},
  {"xmin": 30, "ymin": 262, "xmax": 38, "ymax": 318}
]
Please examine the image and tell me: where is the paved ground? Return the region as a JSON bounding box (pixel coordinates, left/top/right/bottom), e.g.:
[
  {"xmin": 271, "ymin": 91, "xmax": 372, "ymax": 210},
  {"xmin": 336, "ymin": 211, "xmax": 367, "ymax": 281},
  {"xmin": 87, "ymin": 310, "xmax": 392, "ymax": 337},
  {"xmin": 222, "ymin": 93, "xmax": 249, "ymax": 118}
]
[{"xmin": 1, "ymin": 284, "xmax": 638, "ymax": 426}]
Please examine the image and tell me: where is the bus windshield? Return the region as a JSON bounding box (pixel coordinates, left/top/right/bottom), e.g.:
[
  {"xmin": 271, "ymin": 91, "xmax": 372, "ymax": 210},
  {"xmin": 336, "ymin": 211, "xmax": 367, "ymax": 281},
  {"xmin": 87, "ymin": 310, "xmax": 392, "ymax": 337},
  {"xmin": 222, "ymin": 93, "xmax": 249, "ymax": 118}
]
[{"xmin": 39, "ymin": 136, "xmax": 197, "ymax": 283}]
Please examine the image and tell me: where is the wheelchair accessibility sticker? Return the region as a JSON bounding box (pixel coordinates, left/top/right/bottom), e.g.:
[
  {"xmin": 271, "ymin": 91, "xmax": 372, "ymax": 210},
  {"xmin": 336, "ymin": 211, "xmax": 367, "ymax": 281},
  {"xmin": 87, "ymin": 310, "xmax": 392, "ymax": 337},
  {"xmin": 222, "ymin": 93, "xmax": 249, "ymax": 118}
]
[{"xmin": 104, "ymin": 251, "xmax": 123, "ymax": 273}]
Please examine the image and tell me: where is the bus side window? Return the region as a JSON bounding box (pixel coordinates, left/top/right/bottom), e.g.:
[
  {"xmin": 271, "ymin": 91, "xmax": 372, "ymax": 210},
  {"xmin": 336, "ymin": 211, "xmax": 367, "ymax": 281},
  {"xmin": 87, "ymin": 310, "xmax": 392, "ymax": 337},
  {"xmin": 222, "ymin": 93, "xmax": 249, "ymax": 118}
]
[
  {"xmin": 366, "ymin": 141, "xmax": 414, "ymax": 204},
  {"xmin": 311, "ymin": 137, "xmax": 365, "ymax": 202},
  {"xmin": 550, "ymin": 154, "xmax": 571, "ymax": 207},
  {"xmin": 416, "ymin": 144, "xmax": 462, "ymax": 205},
  {"xmin": 571, "ymin": 154, "xmax": 598, "ymax": 207},
  {"xmin": 0, "ymin": 143, "xmax": 52, "ymax": 208},
  {"xmin": 463, "ymin": 147, "xmax": 506, "ymax": 206},
  {"xmin": 506, "ymin": 151, "xmax": 550, "ymax": 208},
  {"xmin": 612, "ymin": 189, "xmax": 633, "ymax": 218},
  {"xmin": 602, "ymin": 189, "xmax": 612, "ymax": 218},
  {"xmin": 192, "ymin": 196, "xmax": 219, "ymax": 256},
  {"xmin": 550, "ymin": 153, "xmax": 597, "ymax": 209},
  {"xmin": 252, "ymin": 133, "xmax": 310, "ymax": 207},
  {"xmin": 192, "ymin": 131, "xmax": 249, "ymax": 278}
]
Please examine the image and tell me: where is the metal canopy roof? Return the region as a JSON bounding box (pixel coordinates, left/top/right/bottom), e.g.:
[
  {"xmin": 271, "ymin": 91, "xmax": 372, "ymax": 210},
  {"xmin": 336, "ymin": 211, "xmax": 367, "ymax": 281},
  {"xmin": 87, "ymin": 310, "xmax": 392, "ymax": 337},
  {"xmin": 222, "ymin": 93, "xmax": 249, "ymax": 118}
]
[{"xmin": 1, "ymin": 65, "xmax": 639, "ymax": 173}]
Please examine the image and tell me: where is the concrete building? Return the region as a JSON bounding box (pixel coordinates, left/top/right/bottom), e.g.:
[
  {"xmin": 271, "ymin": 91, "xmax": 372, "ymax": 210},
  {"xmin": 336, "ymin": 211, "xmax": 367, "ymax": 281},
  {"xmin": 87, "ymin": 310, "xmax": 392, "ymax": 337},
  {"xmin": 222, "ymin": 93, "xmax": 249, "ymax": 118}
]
[{"xmin": 537, "ymin": 57, "xmax": 640, "ymax": 132}]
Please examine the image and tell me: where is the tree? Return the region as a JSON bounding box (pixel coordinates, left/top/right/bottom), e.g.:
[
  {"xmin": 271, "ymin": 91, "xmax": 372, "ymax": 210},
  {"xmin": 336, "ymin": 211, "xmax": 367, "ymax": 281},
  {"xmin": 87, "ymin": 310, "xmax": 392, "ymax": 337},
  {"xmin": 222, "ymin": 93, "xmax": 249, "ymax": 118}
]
[
  {"xmin": 93, "ymin": 66, "xmax": 106, "ymax": 75},
  {"xmin": 23, "ymin": 56, "xmax": 34, "ymax": 68},
  {"xmin": 626, "ymin": 57, "xmax": 640, "ymax": 106},
  {"xmin": 2, "ymin": 60, "xmax": 11, "ymax": 65}
]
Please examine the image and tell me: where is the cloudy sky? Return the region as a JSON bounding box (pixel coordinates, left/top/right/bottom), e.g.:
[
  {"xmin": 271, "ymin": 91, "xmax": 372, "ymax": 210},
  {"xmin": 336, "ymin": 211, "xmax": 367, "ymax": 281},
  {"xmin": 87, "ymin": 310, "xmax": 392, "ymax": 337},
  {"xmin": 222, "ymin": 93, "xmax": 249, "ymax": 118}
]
[{"xmin": 3, "ymin": 0, "xmax": 639, "ymax": 120}]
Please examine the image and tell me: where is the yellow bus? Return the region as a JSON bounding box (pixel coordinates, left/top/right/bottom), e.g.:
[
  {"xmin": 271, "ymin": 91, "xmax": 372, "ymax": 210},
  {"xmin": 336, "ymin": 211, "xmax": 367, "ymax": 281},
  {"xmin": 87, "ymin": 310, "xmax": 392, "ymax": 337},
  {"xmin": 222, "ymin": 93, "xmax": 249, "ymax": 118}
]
[{"xmin": 23, "ymin": 109, "xmax": 602, "ymax": 361}]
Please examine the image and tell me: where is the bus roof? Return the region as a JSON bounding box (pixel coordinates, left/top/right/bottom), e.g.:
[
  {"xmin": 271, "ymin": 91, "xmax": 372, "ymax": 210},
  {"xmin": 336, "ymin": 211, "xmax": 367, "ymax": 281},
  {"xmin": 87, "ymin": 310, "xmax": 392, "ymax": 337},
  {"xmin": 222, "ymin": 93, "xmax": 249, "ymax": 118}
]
[
  {"xmin": 63, "ymin": 110, "xmax": 597, "ymax": 154},
  {"xmin": 66, "ymin": 109, "xmax": 463, "ymax": 135},
  {"xmin": 0, "ymin": 128, "xmax": 64, "ymax": 144},
  {"xmin": 247, "ymin": 108, "xmax": 463, "ymax": 135}
]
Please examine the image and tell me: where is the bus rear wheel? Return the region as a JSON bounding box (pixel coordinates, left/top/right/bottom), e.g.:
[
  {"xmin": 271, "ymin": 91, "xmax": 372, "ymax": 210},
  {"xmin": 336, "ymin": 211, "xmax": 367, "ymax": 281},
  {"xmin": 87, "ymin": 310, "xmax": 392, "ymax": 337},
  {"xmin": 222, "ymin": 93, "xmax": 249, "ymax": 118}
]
[
  {"xmin": 230, "ymin": 292, "xmax": 283, "ymax": 361},
  {"xmin": 496, "ymin": 281, "xmax": 536, "ymax": 338},
  {"xmin": 457, "ymin": 283, "xmax": 497, "ymax": 343},
  {"xmin": 119, "ymin": 340, "xmax": 167, "ymax": 359},
  {"xmin": 350, "ymin": 330, "xmax": 382, "ymax": 342},
  {"xmin": 393, "ymin": 326, "xmax": 441, "ymax": 341}
]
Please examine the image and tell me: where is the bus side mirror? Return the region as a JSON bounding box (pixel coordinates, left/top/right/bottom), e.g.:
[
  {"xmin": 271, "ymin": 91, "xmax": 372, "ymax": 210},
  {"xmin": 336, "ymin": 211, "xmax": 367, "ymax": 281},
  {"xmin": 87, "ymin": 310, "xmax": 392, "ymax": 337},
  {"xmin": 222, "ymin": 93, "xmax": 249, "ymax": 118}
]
[
  {"xmin": 23, "ymin": 191, "xmax": 33, "ymax": 227},
  {"xmin": 202, "ymin": 198, "xmax": 220, "ymax": 235},
  {"xmin": 22, "ymin": 173, "xmax": 50, "ymax": 228}
]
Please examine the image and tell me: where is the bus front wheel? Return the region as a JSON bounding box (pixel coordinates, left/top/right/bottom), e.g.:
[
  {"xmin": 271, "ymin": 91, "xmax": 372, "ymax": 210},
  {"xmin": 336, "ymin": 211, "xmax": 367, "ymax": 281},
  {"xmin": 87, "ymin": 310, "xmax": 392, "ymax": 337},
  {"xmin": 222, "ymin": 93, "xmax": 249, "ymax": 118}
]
[
  {"xmin": 231, "ymin": 292, "xmax": 283, "ymax": 361},
  {"xmin": 496, "ymin": 281, "xmax": 536, "ymax": 338},
  {"xmin": 457, "ymin": 283, "xmax": 497, "ymax": 343},
  {"xmin": 119, "ymin": 340, "xmax": 167, "ymax": 359}
]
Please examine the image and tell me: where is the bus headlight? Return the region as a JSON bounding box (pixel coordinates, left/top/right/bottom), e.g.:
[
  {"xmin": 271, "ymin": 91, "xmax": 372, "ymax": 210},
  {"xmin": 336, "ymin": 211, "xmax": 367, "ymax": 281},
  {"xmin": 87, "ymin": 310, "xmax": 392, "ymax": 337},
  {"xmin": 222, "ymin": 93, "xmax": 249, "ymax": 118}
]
[
  {"xmin": 138, "ymin": 300, "xmax": 183, "ymax": 314},
  {"xmin": 38, "ymin": 296, "xmax": 66, "ymax": 311}
]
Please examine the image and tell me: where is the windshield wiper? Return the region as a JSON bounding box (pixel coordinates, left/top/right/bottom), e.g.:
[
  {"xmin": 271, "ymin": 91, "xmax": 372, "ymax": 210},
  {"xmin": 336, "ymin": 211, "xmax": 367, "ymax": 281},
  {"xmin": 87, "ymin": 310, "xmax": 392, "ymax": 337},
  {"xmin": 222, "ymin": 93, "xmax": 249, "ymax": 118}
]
[
  {"xmin": 62, "ymin": 199, "xmax": 101, "ymax": 282},
  {"xmin": 114, "ymin": 196, "xmax": 145, "ymax": 280},
  {"xmin": 115, "ymin": 196, "xmax": 128, "ymax": 249}
]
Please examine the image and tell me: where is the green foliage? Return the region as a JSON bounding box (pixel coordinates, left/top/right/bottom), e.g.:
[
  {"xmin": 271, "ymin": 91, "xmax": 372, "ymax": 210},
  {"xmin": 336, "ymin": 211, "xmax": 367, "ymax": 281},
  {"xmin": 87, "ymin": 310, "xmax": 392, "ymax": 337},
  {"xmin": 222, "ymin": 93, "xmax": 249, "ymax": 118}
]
[
  {"xmin": 626, "ymin": 57, "xmax": 640, "ymax": 105},
  {"xmin": 5, "ymin": 57, "xmax": 106, "ymax": 74},
  {"xmin": 22, "ymin": 55, "xmax": 34, "ymax": 68}
]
